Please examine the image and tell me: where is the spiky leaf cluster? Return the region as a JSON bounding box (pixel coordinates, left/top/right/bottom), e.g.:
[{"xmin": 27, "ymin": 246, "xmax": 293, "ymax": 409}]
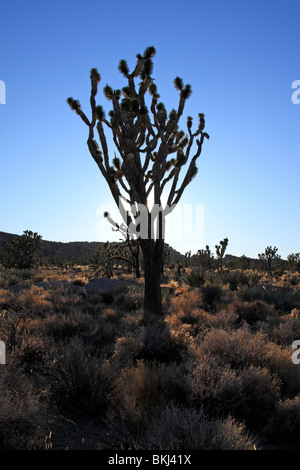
[{"xmin": 67, "ymin": 46, "xmax": 210, "ymax": 232}]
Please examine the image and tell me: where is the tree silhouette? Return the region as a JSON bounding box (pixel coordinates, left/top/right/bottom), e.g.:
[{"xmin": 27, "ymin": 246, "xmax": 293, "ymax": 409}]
[
  {"xmin": 67, "ymin": 46, "xmax": 209, "ymax": 324},
  {"xmin": 215, "ymin": 237, "xmax": 229, "ymax": 273},
  {"xmin": 287, "ymin": 253, "xmax": 300, "ymax": 272},
  {"xmin": 0, "ymin": 230, "xmax": 43, "ymax": 269},
  {"xmin": 258, "ymin": 246, "xmax": 281, "ymax": 274}
]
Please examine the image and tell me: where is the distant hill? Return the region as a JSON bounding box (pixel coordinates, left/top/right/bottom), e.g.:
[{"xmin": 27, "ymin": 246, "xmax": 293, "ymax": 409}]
[
  {"xmin": 0, "ymin": 231, "xmax": 184, "ymax": 266},
  {"xmin": 0, "ymin": 231, "xmax": 106, "ymax": 265}
]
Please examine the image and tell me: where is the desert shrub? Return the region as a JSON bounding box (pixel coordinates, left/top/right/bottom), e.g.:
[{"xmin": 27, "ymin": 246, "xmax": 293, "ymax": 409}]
[
  {"xmin": 42, "ymin": 309, "xmax": 98, "ymax": 342},
  {"xmin": 174, "ymin": 306, "xmax": 206, "ymax": 327},
  {"xmin": 50, "ymin": 336, "xmax": 115, "ymax": 416},
  {"xmin": 167, "ymin": 306, "xmax": 238, "ymax": 341},
  {"xmin": 113, "ymin": 361, "xmax": 169, "ymax": 427},
  {"xmin": 84, "ymin": 292, "xmax": 103, "ymax": 305},
  {"xmin": 285, "ymin": 272, "xmax": 300, "ymax": 287},
  {"xmin": 142, "ymin": 318, "xmax": 191, "ymax": 363},
  {"xmin": 264, "ymin": 396, "xmax": 300, "ymax": 443},
  {"xmin": 72, "ymin": 277, "xmax": 88, "ymax": 286},
  {"xmin": 171, "ymin": 288, "xmax": 202, "ymax": 316},
  {"xmin": 48, "ymin": 286, "xmax": 82, "ymax": 314},
  {"xmin": 195, "ymin": 327, "xmax": 300, "ymax": 395},
  {"xmin": 0, "ymin": 287, "xmax": 51, "ymax": 317},
  {"xmin": 102, "ymin": 285, "xmax": 131, "ymax": 304},
  {"xmin": 113, "ymin": 361, "xmax": 190, "ymax": 430},
  {"xmin": 138, "ymin": 405, "xmax": 257, "ymax": 450},
  {"xmin": 0, "ymin": 299, "xmax": 40, "ymax": 356},
  {"xmin": 200, "ymin": 308, "xmax": 239, "ymax": 331},
  {"xmin": 222, "ymin": 270, "xmax": 249, "ymax": 291},
  {"xmin": 229, "ymin": 300, "xmax": 278, "ymax": 325},
  {"xmin": 201, "ymin": 284, "xmax": 223, "ymax": 307},
  {"xmin": 247, "ymin": 272, "xmax": 261, "ymax": 287},
  {"xmin": 16, "ymin": 286, "xmax": 51, "ymax": 314},
  {"xmin": 112, "ymin": 334, "xmax": 144, "ymax": 367},
  {"xmin": 0, "ymin": 365, "xmax": 52, "ymax": 449},
  {"xmin": 101, "ymin": 291, "xmax": 115, "ymax": 304},
  {"xmin": 183, "ymin": 269, "xmax": 205, "ymax": 287},
  {"xmin": 188, "ymin": 356, "xmax": 280, "ymax": 427},
  {"xmin": 14, "ymin": 333, "xmax": 54, "ymax": 372},
  {"xmin": 272, "ymin": 311, "xmax": 300, "ymax": 346},
  {"xmin": 238, "ymin": 286, "xmax": 300, "ymax": 312},
  {"xmin": 114, "ymin": 292, "xmax": 143, "ymax": 311},
  {"xmin": 0, "ymin": 267, "xmax": 39, "ymax": 288}
]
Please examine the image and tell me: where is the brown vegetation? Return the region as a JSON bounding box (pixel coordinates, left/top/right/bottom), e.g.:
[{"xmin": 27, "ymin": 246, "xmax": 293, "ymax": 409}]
[{"xmin": 0, "ymin": 263, "xmax": 300, "ymax": 449}]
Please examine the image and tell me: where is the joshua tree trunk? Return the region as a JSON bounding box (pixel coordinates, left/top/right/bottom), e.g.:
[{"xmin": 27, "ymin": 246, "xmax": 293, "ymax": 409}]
[
  {"xmin": 134, "ymin": 248, "xmax": 141, "ymax": 279},
  {"xmin": 141, "ymin": 238, "xmax": 164, "ymax": 323}
]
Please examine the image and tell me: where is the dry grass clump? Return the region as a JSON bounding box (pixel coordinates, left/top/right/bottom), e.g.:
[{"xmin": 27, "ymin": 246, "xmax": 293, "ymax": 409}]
[
  {"xmin": 0, "ymin": 365, "xmax": 52, "ymax": 449},
  {"xmin": 264, "ymin": 396, "xmax": 300, "ymax": 443},
  {"xmin": 229, "ymin": 299, "xmax": 278, "ymax": 325},
  {"xmin": 49, "ymin": 336, "xmax": 115, "ymax": 417},
  {"xmin": 112, "ymin": 334, "xmax": 144, "ymax": 367},
  {"xmin": 112, "ymin": 361, "xmax": 189, "ymax": 431},
  {"xmin": 0, "ymin": 286, "xmax": 51, "ymax": 316},
  {"xmin": 167, "ymin": 306, "xmax": 239, "ymax": 341},
  {"xmin": 188, "ymin": 356, "xmax": 281, "ymax": 427},
  {"xmin": 182, "ymin": 269, "xmax": 205, "ymax": 287},
  {"xmin": 113, "ymin": 291, "xmax": 143, "ymax": 312},
  {"xmin": 171, "ymin": 288, "xmax": 202, "ymax": 316},
  {"xmin": 42, "ymin": 309, "xmax": 98, "ymax": 342},
  {"xmin": 272, "ymin": 309, "xmax": 300, "ymax": 346},
  {"xmin": 138, "ymin": 405, "xmax": 257, "ymax": 450},
  {"xmin": 278, "ymin": 272, "xmax": 300, "ymax": 288},
  {"xmin": 239, "ymin": 285, "xmax": 300, "ymax": 313},
  {"xmin": 141, "ymin": 318, "xmax": 191, "ymax": 363},
  {"xmin": 194, "ymin": 326, "xmax": 300, "ymax": 395},
  {"xmin": 17, "ymin": 286, "xmax": 52, "ymax": 314}
]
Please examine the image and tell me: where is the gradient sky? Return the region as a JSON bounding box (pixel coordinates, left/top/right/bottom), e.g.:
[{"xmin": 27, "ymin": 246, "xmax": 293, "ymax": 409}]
[{"xmin": 0, "ymin": 0, "xmax": 299, "ymax": 259}]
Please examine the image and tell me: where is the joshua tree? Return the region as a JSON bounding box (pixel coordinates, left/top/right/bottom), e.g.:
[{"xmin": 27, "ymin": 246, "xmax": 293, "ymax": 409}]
[
  {"xmin": 193, "ymin": 245, "xmax": 215, "ymax": 272},
  {"xmin": 215, "ymin": 237, "xmax": 228, "ymax": 273},
  {"xmin": 104, "ymin": 211, "xmax": 141, "ymax": 278},
  {"xmin": 258, "ymin": 246, "xmax": 281, "ymax": 274},
  {"xmin": 288, "ymin": 253, "xmax": 300, "ymax": 272},
  {"xmin": 67, "ymin": 46, "xmax": 209, "ymax": 324},
  {"xmin": 0, "ymin": 230, "xmax": 43, "ymax": 270}
]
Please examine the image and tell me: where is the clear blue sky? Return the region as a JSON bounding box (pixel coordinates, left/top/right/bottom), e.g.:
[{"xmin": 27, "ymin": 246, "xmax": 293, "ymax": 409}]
[{"xmin": 0, "ymin": 0, "xmax": 299, "ymax": 259}]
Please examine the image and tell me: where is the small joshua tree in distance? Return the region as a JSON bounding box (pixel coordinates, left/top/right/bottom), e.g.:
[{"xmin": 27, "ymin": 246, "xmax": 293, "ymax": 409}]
[
  {"xmin": 215, "ymin": 237, "xmax": 229, "ymax": 274},
  {"xmin": 258, "ymin": 245, "xmax": 281, "ymax": 274}
]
